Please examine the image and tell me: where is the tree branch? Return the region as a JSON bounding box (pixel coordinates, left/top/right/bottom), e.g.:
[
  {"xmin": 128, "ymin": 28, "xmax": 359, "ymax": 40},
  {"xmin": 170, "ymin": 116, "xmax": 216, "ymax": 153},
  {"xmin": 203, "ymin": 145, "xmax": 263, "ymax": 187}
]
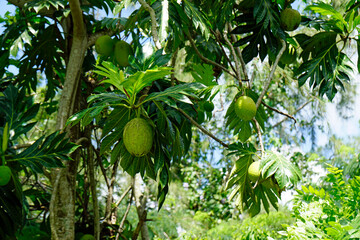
[
  {"xmin": 261, "ymin": 102, "xmax": 296, "ymax": 124},
  {"xmin": 177, "ymin": 108, "xmax": 229, "ymax": 148},
  {"xmin": 255, "ymin": 39, "xmax": 286, "ymax": 109},
  {"xmin": 104, "ymin": 185, "xmax": 132, "ymax": 223},
  {"xmin": 132, "ymin": 210, "xmax": 147, "ymax": 240},
  {"xmin": 272, "ymin": 100, "xmax": 312, "ymax": 128},
  {"xmin": 138, "ymin": 0, "xmax": 161, "ymax": 49},
  {"xmin": 228, "ymin": 23, "xmax": 249, "ymax": 82},
  {"xmin": 87, "ymin": 145, "xmax": 100, "ymax": 240},
  {"xmin": 115, "ymin": 186, "xmax": 134, "ymax": 240},
  {"xmin": 186, "ymin": 32, "xmax": 238, "ymax": 79},
  {"xmin": 223, "ymin": 25, "xmax": 242, "ymax": 83},
  {"xmin": 254, "ymin": 119, "xmax": 264, "ymax": 157},
  {"xmin": 211, "ymin": 29, "xmax": 239, "ymax": 79}
]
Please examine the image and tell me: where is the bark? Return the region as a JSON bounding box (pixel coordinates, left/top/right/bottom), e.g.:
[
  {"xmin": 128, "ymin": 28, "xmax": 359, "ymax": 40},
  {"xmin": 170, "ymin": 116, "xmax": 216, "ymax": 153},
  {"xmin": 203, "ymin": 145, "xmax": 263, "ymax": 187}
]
[
  {"xmin": 133, "ymin": 174, "xmax": 150, "ymax": 240},
  {"xmin": 49, "ymin": 0, "xmax": 87, "ymax": 239}
]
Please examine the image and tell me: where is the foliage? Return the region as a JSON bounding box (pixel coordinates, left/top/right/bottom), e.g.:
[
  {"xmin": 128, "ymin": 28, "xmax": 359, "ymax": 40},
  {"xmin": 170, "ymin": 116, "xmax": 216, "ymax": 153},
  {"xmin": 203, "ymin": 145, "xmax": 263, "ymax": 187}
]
[
  {"xmin": 0, "ymin": 84, "xmax": 78, "ymax": 239},
  {"xmin": 281, "ymin": 165, "xmax": 360, "ymax": 239},
  {"xmin": 1, "ymin": 0, "xmax": 360, "ymax": 238}
]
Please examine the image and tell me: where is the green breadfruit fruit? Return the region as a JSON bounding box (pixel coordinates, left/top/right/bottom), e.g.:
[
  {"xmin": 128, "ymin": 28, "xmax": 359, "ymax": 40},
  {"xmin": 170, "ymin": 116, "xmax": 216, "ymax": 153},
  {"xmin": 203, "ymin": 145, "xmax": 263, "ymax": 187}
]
[
  {"xmin": 123, "ymin": 118, "xmax": 153, "ymax": 157},
  {"xmin": 203, "ymin": 101, "xmax": 214, "ymax": 112},
  {"xmin": 197, "ymin": 110, "xmax": 205, "ymax": 124},
  {"xmin": 234, "ymin": 96, "xmax": 257, "ymax": 121},
  {"xmin": 262, "ymin": 178, "xmax": 276, "ymax": 188},
  {"xmin": 248, "ymin": 161, "xmax": 261, "ymax": 182},
  {"xmin": 114, "ymin": 40, "xmax": 132, "ymax": 67},
  {"xmin": 280, "ymin": 45, "xmax": 297, "ymax": 65},
  {"xmin": 95, "ymin": 35, "xmax": 114, "ymax": 56},
  {"xmin": 0, "ymin": 166, "xmax": 11, "ymax": 186},
  {"xmin": 280, "ymin": 8, "xmax": 301, "ymax": 31},
  {"xmin": 80, "ymin": 234, "xmax": 95, "ymax": 240}
]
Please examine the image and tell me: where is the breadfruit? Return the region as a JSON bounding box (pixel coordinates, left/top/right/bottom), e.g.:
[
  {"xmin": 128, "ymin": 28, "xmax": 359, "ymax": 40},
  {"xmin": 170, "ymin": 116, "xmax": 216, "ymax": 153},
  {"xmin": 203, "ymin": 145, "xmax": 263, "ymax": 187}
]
[
  {"xmin": 234, "ymin": 96, "xmax": 257, "ymax": 121},
  {"xmin": 0, "ymin": 166, "xmax": 11, "ymax": 186},
  {"xmin": 280, "ymin": 8, "xmax": 301, "ymax": 31},
  {"xmin": 262, "ymin": 178, "xmax": 276, "ymax": 188},
  {"xmin": 197, "ymin": 110, "xmax": 205, "ymax": 124},
  {"xmin": 95, "ymin": 35, "xmax": 114, "ymax": 56},
  {"xmin": 114, "ymin": 40, "xmax": 132, "ymax": 67},
  {"xmin": 280, "ymin": 45, "xmax": 297, "ymax": 65},
  {"xmin": 123, "ymin": 118, "xmax": 153, "ymax": 157},
  {"xmin": 203, "ymin": 101, "xmax": 214, "ymax": 112},
  {"xmin": 80, "ymin": 234, "xmax": 95, "ymax": 240},
  {"xmin": 248, "ymin": 161, "xmax": 261, "ymax": 182}
]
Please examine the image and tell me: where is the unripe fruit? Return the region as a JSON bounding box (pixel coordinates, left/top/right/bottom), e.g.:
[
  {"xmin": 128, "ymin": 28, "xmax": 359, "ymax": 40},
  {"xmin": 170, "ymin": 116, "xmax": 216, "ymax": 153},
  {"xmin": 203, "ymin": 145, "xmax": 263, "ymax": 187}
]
[
  {"xmin": 203, "ymin": 101, "xmax": 214, "ymax": 112},
  {"xmin": 234, "ymin": 96, "xmax": 257, "ymax": 121},
  {"xmin": 114, "ymin": 40, "xmax": 132, "ymax": 67},
  {"xmin": 280, "ymin": 8, "xmax": 301, "ymax": 31},
  {"xmin": 80, "ymin": 234, "xmax": 95, "ymax": 240},
  {"xmin": 262, "ymin": 178, "xmax": 276, "ymax": 188},
  {"xmin": 95, "ymin": 35, "xmax": 114, "ymax": 56},
  {"xmin": 0, "ymin": 166, "xmax": 11, "ymax": 186},
  {"xmin": 123, "ymin": 118, "xmax": 153, "ymax": 157},
  {"xmin": 197, "ymin": 110, "xmax": 205, "ymax": 124},
  {"xmin": 248, "ymin": 161, "xmax": 261, "ymax": 182},
  {"xmin": 280, "ymin": 45, "xmax": 297, "ymax": 65}
]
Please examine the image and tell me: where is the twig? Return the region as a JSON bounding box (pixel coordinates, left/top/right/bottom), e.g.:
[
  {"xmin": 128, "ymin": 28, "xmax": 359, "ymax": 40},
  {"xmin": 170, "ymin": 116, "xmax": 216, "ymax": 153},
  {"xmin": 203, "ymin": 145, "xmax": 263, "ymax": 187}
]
[
  {"xmin": 228, "ymin": 23, "xmax": 249, "ymax": 81},
  {"xmin": 10, "ymin": 143, "xmax": 33, "ymax": 150},
  {"xmin": 211, "ymin": 28, "xmax": 239, "ymax": 79},
  {"xmin": 104, "ymin": 185, "xmax": 132, "ymax": 222},
  {"xmin": 115, "ymin": 186, "xmax": 134, "ymax": 240},
  {"xmin": 272, "ymin": 100, "xmax": 312, "ymax": 128},
  {"xmin": 254, "ymin": 119, "xmax": 264, "ymax": 157},
  {"xmin": 75, "ymin": 137, "xmax": 89, "ymax": 145},
  {"xmin": 92, "ymin": 146, "xmax": 110, "ymax": 188},
  {"xmin": 177, "ymin": 108, "xmax": 229, "ymax": 148},
  {"xmin": 261, "ymin": 102, "xmax": 296, "ymax": 124},
  {"xmin": 138, "ymin": 0, "xmax": 161, "ymax": 49},
  {"xmin": 186, "ymin": 32, "xmax": 238, "ymax": 79},
  {"xmin": 256, "ymin": 39, "xmax": 286, "ymax": 108},
  {"xmin": 249, "ymin": 62, "xmax": 258, "ymax": 88},
  {"xmin": 223, "ymin": 25, "xmax": 241, "ymax": 82}
]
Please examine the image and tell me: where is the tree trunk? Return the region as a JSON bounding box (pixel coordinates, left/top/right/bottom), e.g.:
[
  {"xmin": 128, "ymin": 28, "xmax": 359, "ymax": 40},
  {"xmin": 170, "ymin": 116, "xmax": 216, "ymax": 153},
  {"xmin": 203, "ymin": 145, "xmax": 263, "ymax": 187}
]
[
  {"xmin": 49, "ymin": 0, "xmax": 87, "ymax": 239},
  {"xmin": 133, "ymin": 174, "xmax": 150, "ymax": 240}
]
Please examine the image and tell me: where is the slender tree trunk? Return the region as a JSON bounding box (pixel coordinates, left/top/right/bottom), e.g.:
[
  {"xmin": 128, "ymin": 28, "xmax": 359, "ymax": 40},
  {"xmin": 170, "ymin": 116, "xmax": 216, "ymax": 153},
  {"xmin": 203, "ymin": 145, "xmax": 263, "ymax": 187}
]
[
  {"xmin": 49, "ymin": 0, "xmax": 87, "ymax": 239},
  {"xmin": 133, "ymin": 174, "xmax": 150, "ymax": 240}
]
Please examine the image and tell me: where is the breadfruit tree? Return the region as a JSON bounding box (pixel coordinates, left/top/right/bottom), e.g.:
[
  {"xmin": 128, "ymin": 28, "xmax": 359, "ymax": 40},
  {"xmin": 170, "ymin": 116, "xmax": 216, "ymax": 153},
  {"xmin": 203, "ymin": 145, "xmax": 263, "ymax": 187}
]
[{"xmin": 0, "ymin": 0, "xmax": 359, "ymax": 239}]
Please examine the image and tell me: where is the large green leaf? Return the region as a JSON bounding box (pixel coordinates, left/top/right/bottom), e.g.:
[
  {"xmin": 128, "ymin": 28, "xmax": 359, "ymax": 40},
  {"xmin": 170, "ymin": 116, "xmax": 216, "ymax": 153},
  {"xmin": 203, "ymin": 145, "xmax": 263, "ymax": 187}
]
[
  {"xmin": 183, "ymin": 0, "xmax": 211, "ymax": 40},
  {"xmin": 123, "ymin": 67, "xmax": 173, "ymax": 98},
  {"xmin": 225, "ymin": 144, "xmax": 283, "ymax": 216},
  {"xmin": 305, "ymin": 3, "xmax": 346, "ymax": 31},
  {"xmin": 144, "ymin": 82, "xmax": 203, "ymax": 107},
  {"xmin": 0, "ymin": 175, "xmax": 24, "ymax": 239},
  {"xmin": 295, "ymin": 32, "xmax": 352, "ymax": 100},
  {"xmin": 94, "ymin": 62, "xmax": 126, "ymax": 91},
  {"xmin": 232, "ymin": 0, "xmax": 285, "ymax": 63},
  {"xmin": 0, "ymin": 85, "xmax": 40, "ymax": 140},
  {"xmin": 8, "ymin": 131, "xmax": 79, "ymax": 173},
  {"xmin": 261, "ymin": 151, "xmax": 302, "ymax": 189},
  {"xmin": 191, "ymin": 64, "xmax": 217, "ymax": 86}
]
